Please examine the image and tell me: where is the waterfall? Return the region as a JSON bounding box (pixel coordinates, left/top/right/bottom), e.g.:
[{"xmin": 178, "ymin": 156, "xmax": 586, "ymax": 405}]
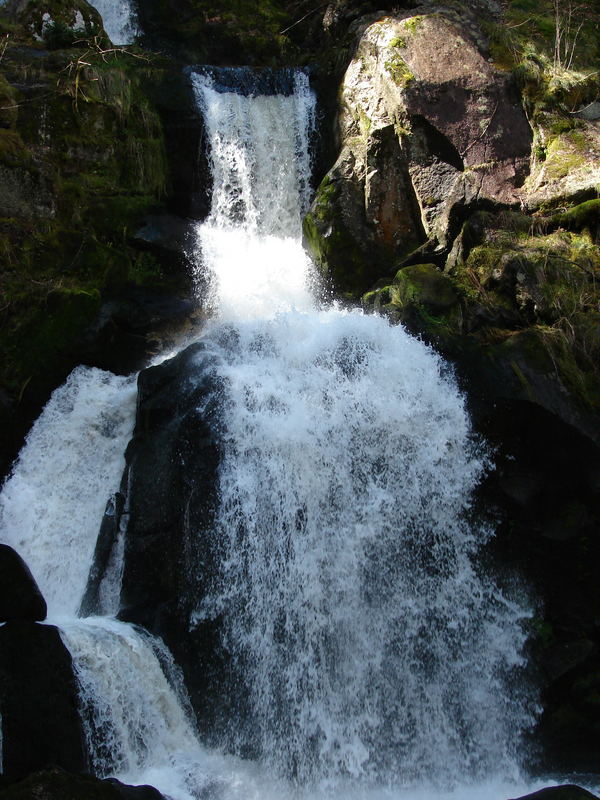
[
  {"xmin": 87, "ymin": 0, "xmax": 138, "ymax": 45},
  {"xmin": 0, "ymin": 367, "xmax": 137, "ymax": 619},
  {"xmin": 190, "ymin": 68, "xmax": 316, "ymax": 320},
  {"xmin": 0, "ymin": 68, "xmax": 541, "ymax": 800},
  {"xmin": 189, "ymin": 69, "xmax": 535, "ymax": 788}
]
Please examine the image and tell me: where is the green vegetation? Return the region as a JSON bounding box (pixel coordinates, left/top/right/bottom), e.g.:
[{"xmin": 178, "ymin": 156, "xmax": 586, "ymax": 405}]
[
  {"xmin": 138, "ymin": 0, "xmax": 294, "ymax": 65},
  {"xmin": 483, "ymin": 0, "xmax": 600, "ymax": 114},
  {"xmin": 0, "ymin": 19, "xmax": 171, "ymax": 397},
  {"xmin": 384, "ymin": 52, "xmax": 414, "ymax": 87},
  {"xmin": 445, "ymin": 216, "xmax": 600, "ymax": 414},
  {"xmin": 403, "ymin": 16, "xmax": 424, "ymax": 35}
]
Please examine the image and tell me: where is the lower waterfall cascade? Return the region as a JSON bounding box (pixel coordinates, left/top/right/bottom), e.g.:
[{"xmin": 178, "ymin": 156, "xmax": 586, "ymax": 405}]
[{"xmin": 0, "ymin": 66, "xmax": 585, "ymax": 800}]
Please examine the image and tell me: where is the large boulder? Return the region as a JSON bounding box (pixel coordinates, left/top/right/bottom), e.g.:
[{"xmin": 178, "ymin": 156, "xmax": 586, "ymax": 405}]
[
  {"xmin": 2, "ymin": 0, "xmax": 105, "ymax": 45},
  {"xmin": 0, "ymin": 544, "xmax": 47, "ymax": 621},
  {"xmin": 0, "ymin": 768, "xmax": 166, "ymax": 799},
  {"xmin": 304, "ymin": 5, "xmax": 532, "ymax": 292},
  {"xmin": 113, "ymin": 341, "xmax": 234, "ymax": 742},
  {"xmin": 0, "ymin": 622, "xmax": 88, "ymax": 779},
  {"xmin": 509, "ymin": 787, "xmax": 599, "ymax": 800}
]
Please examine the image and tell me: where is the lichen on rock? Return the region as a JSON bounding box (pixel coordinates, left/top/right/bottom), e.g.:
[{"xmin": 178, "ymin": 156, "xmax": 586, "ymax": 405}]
[{"xmin": 304, "ymin": 5, "xmax": 533, "ymax": 293}]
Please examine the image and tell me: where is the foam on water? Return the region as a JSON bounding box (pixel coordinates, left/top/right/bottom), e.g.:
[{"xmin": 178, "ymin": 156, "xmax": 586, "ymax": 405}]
[{"xmin": 194, "ymin": 307, "xmax": 535, "ymax": 788}]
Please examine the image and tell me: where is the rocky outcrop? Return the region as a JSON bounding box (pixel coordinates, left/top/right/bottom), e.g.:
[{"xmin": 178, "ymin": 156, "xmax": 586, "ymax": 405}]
[
  {"xmin": 304, "ymin": 5, "xmax": 532, "ymax": 293},
  {"xmin": 115, "ymin": 342, "xmax": 233, "ymax": 742},
  {"xmin": 0, "ymin": 622, "xmax": 88, "ymax": 779},
  {"xmin": 0, "ymin": 768, "xmax": 166, "ymax": 800},
  {"xmin": 0, "ymin": 6, "xmax": 202, "ymax": 478},
  {"xmin": 523, "ymin": 119, "xmax": 600, "ymax": 209},
  {"xmin": 510, "ymin": 787, "xmax": 600, "ymax": 800},
  {"xmin": 0, "ymin": 545, "xmax": 47, "ymax": 621},
  {"xmin": 3, "ymin": 0, "xmax": 105, "ymax": 45}
]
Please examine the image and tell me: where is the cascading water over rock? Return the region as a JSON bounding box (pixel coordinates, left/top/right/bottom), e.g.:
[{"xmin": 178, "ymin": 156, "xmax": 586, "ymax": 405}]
[
  {"xmin": 175, "ymin": 67, "xmax": 535, "ymax": 787},
  {"xmin": 87, "ymin": 0, "xmax": 138, "ymax": 45},
  {"xmin": 0, "ymin": 67, "xmax": 540, "ymax": 800},
  {"xmin": 0, "ymin": 367, "xmax": 137, "ymax": 618}
]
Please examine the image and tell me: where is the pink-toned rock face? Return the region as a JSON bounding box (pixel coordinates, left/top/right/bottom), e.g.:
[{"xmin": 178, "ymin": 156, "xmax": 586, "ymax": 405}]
[{"xmin": 335, "ymin": 10, "xmax": 532, "ymax": 251}]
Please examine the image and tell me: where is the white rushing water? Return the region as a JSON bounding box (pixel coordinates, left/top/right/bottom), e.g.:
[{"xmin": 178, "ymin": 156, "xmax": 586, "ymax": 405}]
[
  {"xmin": 87, "ymin": 0, "xmax": 138, "ymax": 45},
  {"xmin": 188, "ymin": 69, "xmax": 535, "ymax": 791},
  {"xmin": 0, "ymin": 367, "xmax": 136, "ymax": 618},
  {"xmin": 191, "ymin": 70, "xmax": 316, "ymax": 321},
  {"xmin": 0, "ymin": 68, "xmax": 546, "ymax": 800}
]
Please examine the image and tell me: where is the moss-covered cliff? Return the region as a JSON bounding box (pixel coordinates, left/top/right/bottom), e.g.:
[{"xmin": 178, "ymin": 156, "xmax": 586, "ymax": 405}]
[{"xmin": 0, "ymin": 0, "xmax": 199, "ymax": 473}]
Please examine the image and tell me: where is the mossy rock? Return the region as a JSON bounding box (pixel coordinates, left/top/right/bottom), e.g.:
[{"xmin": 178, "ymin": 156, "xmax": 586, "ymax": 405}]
[
  {"xmin": 362, "ymin": 264, "xmax": 463, "ymax": 350},
  {"xmin": 302, "ymin": 173, "xmax": 381, "ymax": 294},
  {"xmin": 487, "ymin": 326, "xmax": 600, "ymax": 439},
  {"xmin": 0, "ymin": 74, "xmax": 18, "ymax": 129},
  {"xmin": 4, "ymin": 0, "xmax": 105, "ymax": 45},
  {"xmin": 0, "ymin": 39, "xmax": 175, "ymax": 420},
  {"xmin": 136, "ymin": 0, "xmax": 293, "ymax": 65},
  {"xmin": 23, "ymin": 287, "xmax": 100, "ymax": 371},
  {"xmin": 546, "ymin": 199, "xmax": 600, "ymax": 237},
  {"xmin": 0, "ymin": 163, "xmax": 54, "ymax": 218},
  {"xmin": 0, "ymin": 130, "xmax": 30, "ymax": 167},
  {"xmin": 391, "ymin": 263, "xmax": 459, "ymax": 312},
  {"xmin": 525, "ymin": 121, "xmax": 600, "ymax": 208}
]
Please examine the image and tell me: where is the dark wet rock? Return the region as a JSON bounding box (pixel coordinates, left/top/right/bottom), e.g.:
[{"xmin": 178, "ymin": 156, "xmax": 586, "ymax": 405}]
[
  {"xmin": 509, "ymin": 786, "xmax": 600, "ymax": 800},
  {"xmin": 117, "ymin": 341, "xmax": 233, "ymax": 742},
  {"xmin": 79, "ymin": 491, "xmax": 126, "ymax": 617},
  {"xmin": 0, "ymin": 622, "xmax": 87, "ymax": 779},
  {"xmin": 544, "ymin": 640, "xmax": 597, "ymax": 684},
  {"xmin": 134, "ymin": 213, "xmax": 196, "ymax": 257},
  {"xmin": 0, "ymin": 768, "xmax": 166, "ymax": 799},
  {"xmin": 0, "ymin": 545, "xmax": 47, "ymax": 622},
  {"xmin": 0, "ymin": 164, "xmax": 55, "ymax": 219}
]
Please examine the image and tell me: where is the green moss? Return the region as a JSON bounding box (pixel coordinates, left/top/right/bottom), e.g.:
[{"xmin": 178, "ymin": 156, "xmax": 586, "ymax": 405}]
[
  {"xmin": 403, "ymin": 16, "xmax": 424, "ymax": 34},
  {"xmin": 0, "ymin": 73, "xmax": 18, "ymax": 129},
  {"xmin": 384, "ymin": 53, "xmax": 414, "ymax": 87},
  {"xmin": 483, "ymin": 1, "xmax": 600, "ymax": 116},
  {"xmin": 531, "ymin": 618, "xmax": 556, "ymax": 648},
  {"xmin": 541, "ymin": 128, "xmax": 592, "ymax": 181},
  {"xmin": 307, "ymin": 173, "xmax": 337, "ymax": 224},
  {"xmin": 127, "ymin": 252, "xmax": 165, "ymax": 287},
  {"xmin": 391, "ymin": 263, "xmax": 459, "ymax": 312},
  {"xmin": 547, "ymin": 199, "xmax": 600, "ymax": 232},
  {"xmin": 0, "ymin": 129, "xmax": 29, "ymax": 165},
  {"xmin": 138, "ymin": 0, "xmax": 293, "ymax": 65},
  {"xmin": 43, "ymin": 21, "xmax": 89, "ymax": 49}
]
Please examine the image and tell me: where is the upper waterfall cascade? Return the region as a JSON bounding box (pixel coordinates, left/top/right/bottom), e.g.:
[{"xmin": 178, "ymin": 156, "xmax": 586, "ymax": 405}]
[
  {"xmin": 0, "ymin": 68, "xmax": 542, "ymax": 800},
  {"xmin": 87, "ymin": 0, "xmax": 138, "ymax": 45}
]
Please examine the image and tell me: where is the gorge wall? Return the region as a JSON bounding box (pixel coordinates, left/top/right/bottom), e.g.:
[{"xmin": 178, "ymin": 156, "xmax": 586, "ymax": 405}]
[{"xmin": 0, "ymin": 0, "xmax": 599, "ymax": 791}]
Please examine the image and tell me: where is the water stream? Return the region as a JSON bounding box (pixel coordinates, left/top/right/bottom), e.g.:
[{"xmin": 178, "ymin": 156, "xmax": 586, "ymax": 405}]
[
  {"xmin": 87, "ymin": 0, "xmax": 138, "ymax": 45},
  {"xmin": 0, "ymin": 67, "xmax": 548, "ymax": 800}
]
